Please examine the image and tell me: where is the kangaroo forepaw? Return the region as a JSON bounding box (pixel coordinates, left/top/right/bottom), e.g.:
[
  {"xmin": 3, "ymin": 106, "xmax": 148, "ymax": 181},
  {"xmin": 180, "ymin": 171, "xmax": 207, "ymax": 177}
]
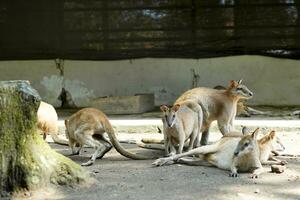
[{"xmin": 229, "ymin": 172, "xmax": 239, "ymax": 177}]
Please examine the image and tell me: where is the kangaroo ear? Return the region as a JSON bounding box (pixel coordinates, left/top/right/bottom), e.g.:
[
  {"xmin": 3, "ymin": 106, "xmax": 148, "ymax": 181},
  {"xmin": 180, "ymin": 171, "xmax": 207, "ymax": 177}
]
[
  {"xmin": 229, "ymin": 80, "xmax": 239, "ymax": 89},
  {"xmin": 268, "ymin": 130, "xmax": 276, "ymax": 140},
  {"xmin": 160, "ymin": 105, "xmax": 169, "ymax": 112},
  {"xmin": 251, "ymin": 128, "xmax": 259, "ymax": 139},
  {"xmin": 237, "ymin": 79, "xmax": 243, "ymax": 84},
  {"xmin": 172, "ymin": 104, "xmax": 181, "ymax": 112}
]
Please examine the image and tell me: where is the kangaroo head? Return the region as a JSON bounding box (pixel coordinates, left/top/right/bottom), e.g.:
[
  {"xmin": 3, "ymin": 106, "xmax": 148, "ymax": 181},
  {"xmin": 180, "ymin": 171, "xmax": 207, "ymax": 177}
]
[
  {"xmin": 228, "ymin": 80, "xmax": 253, "ymax": 99},
  {"xmin": 233, "ymin": 128, "xmax": 259, "ymax": 157},
  {"xmin": 160, "ymin": 104, "xmax": 180, "ymax": 128},
  {"xmin": 258, "ymin": 130, "xmax": 285, "ymax": 151},
  {"xmin": 258, "ymin": 130, "xmax": 275, "ymax": 142}
]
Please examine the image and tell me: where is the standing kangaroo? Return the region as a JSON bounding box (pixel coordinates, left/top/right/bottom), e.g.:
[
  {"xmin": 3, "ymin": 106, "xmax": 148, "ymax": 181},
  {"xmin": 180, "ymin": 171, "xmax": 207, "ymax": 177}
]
[
  {"xmin": 175, "ymin": 80, "xmax": 253, "ymax": 145},
  {"xmin": 160, "ymin": 100, "xmax": 203, "ymax": 156},
  {"xmin": 153, "ymin": 129, "xmax": 287, "ymax": 178},
  {"xmin": 65, "ymin": 108, "xmax": 156, "ymax": 166},
  {"xmin": 37, "ymin": 101, "xmax": 68, "ymax": 145}
]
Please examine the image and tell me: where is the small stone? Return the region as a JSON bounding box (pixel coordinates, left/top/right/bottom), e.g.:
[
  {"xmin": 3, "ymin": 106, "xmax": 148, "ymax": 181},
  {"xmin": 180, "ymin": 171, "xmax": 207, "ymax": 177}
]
[
  {"xmin": 160, "ymin": 178, "xmax": 164, "ymax": 181},
  {"xmin": 271, "ymin": 165, "xmax": 286, "ymax": 173},
  {"xmin": 254, "ymin": 189, "xmax": 260, "ymax": 194}
]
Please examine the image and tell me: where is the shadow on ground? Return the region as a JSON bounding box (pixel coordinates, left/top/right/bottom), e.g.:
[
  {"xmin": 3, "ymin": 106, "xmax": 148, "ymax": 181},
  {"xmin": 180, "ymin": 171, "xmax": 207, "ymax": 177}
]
[{"xmin": 17, "ymin": 141, "xmax": 299, "ymax": 200}]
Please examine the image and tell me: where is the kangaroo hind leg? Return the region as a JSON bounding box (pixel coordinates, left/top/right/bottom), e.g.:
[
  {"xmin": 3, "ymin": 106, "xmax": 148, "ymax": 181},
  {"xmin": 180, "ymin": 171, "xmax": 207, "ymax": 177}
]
[
  {"xmin": 81, "ymin": 131, "xmax": 106, "ymax": 166},
  {"xmin": 93, "ymin": 134, "xmax": 113, "ymax": 159},
  {"xmin": 153, "ymin": 142, "xmax": 219, "ymax": 166}
]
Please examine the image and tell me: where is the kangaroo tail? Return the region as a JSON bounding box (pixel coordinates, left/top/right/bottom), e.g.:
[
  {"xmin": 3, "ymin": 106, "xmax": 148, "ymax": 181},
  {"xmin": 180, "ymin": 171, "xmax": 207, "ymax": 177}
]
[
  {"xmin": 141, "ymin": 138, "xmax": 164, "ymax": 144},
  {"xmin": 104, "ymin": 122, "xmax": 157, "ymax": 160},
  {"xmin": 137, "ymin": 142, "xmax": 165, "ymax": 151}
]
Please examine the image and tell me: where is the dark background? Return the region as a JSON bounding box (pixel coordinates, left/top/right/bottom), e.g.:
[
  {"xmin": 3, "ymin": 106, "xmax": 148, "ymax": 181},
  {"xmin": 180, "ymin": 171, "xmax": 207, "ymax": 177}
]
[{"xmin": 1, "ymin": 0, "xmax": 300, "ymax": 60}]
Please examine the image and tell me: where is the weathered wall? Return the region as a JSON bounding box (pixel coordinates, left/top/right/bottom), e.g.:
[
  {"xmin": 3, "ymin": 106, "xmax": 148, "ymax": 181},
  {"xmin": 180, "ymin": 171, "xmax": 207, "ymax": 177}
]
[{"xmin": 0, "ymin": 55, "xmax": 299, "ymax": 107}]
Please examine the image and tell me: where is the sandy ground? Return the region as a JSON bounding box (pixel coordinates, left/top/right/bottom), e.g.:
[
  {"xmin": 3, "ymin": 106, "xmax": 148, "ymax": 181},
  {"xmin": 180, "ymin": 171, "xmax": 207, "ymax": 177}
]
[
  {"xmin": 10, "ymin": 108, "xmax": 300, "ymax": 200},
  {"xmin": 12, "ymin": 130, "xmax": 300, "ymax": 200}
]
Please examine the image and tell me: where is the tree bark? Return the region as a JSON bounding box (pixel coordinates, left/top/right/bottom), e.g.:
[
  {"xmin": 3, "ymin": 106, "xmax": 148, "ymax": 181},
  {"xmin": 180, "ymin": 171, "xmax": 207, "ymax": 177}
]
[{"xmin": 0, "ymin": 80, "xmax": 89, "ymax": 195}]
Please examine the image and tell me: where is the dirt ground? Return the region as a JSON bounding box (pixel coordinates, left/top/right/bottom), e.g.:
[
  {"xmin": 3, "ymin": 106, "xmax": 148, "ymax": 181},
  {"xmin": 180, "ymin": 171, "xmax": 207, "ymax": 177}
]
[
  {"xmin": 10, "ymin": 108, "xmax": 300, "ymax": 200},
  {"xmin": 12, "ymin": 131, "xmax": 300, "ymax": 200}
]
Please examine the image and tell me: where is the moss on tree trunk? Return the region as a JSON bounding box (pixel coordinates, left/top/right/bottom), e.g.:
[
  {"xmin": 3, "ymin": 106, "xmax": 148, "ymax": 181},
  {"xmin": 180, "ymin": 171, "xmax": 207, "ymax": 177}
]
[{"xmin": 0, "ymin": 81, "xmax": 89, "ymax": 195}]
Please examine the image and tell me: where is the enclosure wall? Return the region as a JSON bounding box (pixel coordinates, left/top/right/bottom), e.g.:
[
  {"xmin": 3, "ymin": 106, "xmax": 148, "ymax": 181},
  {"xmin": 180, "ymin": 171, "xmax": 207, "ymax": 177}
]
[{"xmin": 0, "ymin": 55, "xmax": 299, "ymax": 107}]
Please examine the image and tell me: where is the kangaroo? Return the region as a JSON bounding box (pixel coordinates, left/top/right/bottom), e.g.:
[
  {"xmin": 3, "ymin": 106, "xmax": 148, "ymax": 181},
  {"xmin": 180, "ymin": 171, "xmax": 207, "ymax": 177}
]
[
  {"xmin": 175, "ymin": 80, "xmax": 253, "ymax": 145},
  {"xmin": 258, "ymin": 130, "xmax": 287, "ymax": 165},
  {"xmin": 160, "ymin": 100, "xmax": 203, "ymax": 156},
  {"xmin": 153, "ymin": 128, "xmax": 287, "ymax": 178},
  {"xmin": 139, "ymin": 126, "xmax": 285, "ymax": 155},
  {"xmin": 37, "ymin": 101, "xmax": 68, "ymax": 145},
  {"xmin": 214, "ymin": 85, "xmax": 268, "ymax": 117},
  {"xmin": 65, "ymin": 108, "xmax": 156, "ymax": 166},
  {"xmin": 242, "ymin": 126, "xmax": 285, "ymax": 156}
]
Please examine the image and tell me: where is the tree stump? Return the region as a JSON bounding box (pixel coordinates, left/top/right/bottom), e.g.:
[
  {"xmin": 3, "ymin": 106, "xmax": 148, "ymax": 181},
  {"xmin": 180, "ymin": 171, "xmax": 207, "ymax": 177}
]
[{"xmin": 0, "ymin": 81, "xmax": 89, "ymax": 195}]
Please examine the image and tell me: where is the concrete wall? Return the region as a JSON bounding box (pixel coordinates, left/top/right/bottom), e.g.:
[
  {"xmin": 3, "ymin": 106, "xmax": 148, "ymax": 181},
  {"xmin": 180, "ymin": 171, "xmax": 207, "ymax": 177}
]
[{"xmin": 0, "ymin": 55, "xmax": 299, "ymax": 107}]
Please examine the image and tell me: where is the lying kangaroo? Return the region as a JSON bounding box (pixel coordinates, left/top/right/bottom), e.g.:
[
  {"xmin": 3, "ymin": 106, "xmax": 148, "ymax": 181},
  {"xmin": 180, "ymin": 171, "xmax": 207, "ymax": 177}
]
[
  {"xmin": 153, "ymin": 128, "xmax": 286, "ymax": 178},
  {"xmin": 160, "ymin": 100, "xmax": 203, "ymax": 156},
  {"xmin": 242, "ymin": 126, "xmax": 285, "ymax": 156},
  {"xmin": 37, "ymin": 101, "xmax": 68, "ymax": 145},
  {"xmin": 258, "ymin": 130, "xmax": 287, "ymax": 165},
  {"xmin": 65, "ymin": 108, "xmax": 155, "ymax": 166},
  {"xmin": 175, "ymin": 80, "xmax": 253, "ymax": 145},
  {"xmin": 139, "ymin": 127, "xmax": 285, "ymax": 156}
]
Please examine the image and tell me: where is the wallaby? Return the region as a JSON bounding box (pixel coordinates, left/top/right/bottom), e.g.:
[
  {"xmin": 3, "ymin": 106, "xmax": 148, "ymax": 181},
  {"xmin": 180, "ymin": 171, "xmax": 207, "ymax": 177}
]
[
  {"xmin": 37, "ymin": 101, "xmax": 68, "ymax": 145},
  {"xmin": 175, "ymin": 80, "xmax": 253, "ymax": 145},
  {"xmin": 65, "ymin": 108, "xmax": 156, "ymax": 166},
  {"xmin": 160, "ymin": 100, "xmax": 203, "ymax": 156},
  {"xmin": 258, "ymin": 130, "xmax": 287, "ymax": 165},
  {"xmin": 153, "ymin": 128, "xmax": 287, "ymax": 178},
  {"xmin": 139, "ymin": 127, "xmax": 285, "ymax": 155},
  {"xmin": 242, "ymin": 126, "xmax": 285, "ymax": 155},
  {"xmin": 214, "ymin": 85, "xmax": 267, "ymax": 117}
]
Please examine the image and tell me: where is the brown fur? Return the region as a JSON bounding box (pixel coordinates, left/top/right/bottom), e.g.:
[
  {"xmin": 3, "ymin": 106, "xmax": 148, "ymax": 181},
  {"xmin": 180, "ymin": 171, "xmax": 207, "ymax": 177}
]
[
  {"xmin": 175, "ymin": 80, "xmax": 253, "ymax": 145},
  {"xmin": 65, "ymin": 108, "xmax": 156, "ymax": 166},
  {"xmin": 258, "ymin": 131, "xmax": 287, "ymax": 165},
  {"xmin": 160, "ymin": 101, "xmax": 203, "ymax": 156},
  {"xmin": 214, "ymin": 85, "xmax": 270, "ymax": 117}
]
